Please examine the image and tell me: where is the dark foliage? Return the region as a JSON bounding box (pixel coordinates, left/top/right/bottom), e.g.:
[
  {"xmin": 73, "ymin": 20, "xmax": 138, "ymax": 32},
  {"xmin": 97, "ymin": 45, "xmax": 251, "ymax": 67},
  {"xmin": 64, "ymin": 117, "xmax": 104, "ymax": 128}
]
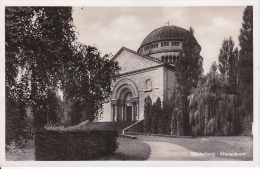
[
  {"xmin": 5, "ymin": 7, "xmax": 76, "ymax": 136},
  {"xmin": 158, "ymin": 107, "xmax": 168, "ymax": 134},
  {"xmin": 188, "ymin": 62, "xmax": 238, "ymax": 136},
  {"xmin": 218, "ymin": 37, "xmax": 239, "ymax": 94},
  {"xmin": 218, "ymin": 37, "xmax": 235, "ymax": 78},
  {"xmin": 35, "ymin": 129, "xmax": 118, "ymax": 161},
  {"xmin": 62, "ymin": 45, "xmax": 120, "ymax": 124},
  {"xmin": 237, "ymin": 6, "xmax": 253, "ymax": 134},
  {"xmin": 151, "ymin": 97, "xmax": 162, "ymax": 134},
  {"xmin": 186, "ymin": 6, "xmax": 253, "ymax": 136},
  {"xmin": 143, "ymin": 96, "xmax": 152, "ymax": 133},
  {"xmin": 5, "ymin": 7, "xmax": 120, "ymax": 145},
  {"xmin": 174, "ymin": 27, "xmax": 202, "ymax": 135}
]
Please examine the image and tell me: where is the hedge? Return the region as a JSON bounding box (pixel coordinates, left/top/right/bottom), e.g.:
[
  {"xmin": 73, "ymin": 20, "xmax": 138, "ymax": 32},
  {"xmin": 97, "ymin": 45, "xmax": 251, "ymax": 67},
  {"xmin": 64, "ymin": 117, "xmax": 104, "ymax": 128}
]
[{"xmin": 35, "ymin": 129, "xmax": 118, "ymax": 161}]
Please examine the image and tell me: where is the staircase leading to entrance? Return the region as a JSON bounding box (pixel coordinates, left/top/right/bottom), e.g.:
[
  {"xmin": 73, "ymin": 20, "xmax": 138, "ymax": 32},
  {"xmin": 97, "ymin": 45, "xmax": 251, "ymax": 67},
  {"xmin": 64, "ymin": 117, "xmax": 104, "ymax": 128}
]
[{"xmin": 78, "ymin": 121, "xmax": 136, "ymax": 134}]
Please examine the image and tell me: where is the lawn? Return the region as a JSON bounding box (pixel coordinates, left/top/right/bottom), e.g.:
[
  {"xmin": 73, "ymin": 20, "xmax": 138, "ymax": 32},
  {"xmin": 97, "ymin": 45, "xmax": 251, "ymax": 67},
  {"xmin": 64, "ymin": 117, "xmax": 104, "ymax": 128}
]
[
  {"xmin": 98, "ymin": 137, "xmax": 151, "ymax": 160},
  {"xmin": 137, "ymin": 135, "xmax": 253, "ymax": 161},
  {"xmin": 5, "ymin": 135, "xmax": 252, "ymax": 161}
]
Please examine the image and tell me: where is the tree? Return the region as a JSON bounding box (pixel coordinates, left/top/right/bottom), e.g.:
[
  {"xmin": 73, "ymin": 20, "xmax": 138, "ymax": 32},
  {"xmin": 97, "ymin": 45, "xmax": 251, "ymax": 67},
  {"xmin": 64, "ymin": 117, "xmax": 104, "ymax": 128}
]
[
  {"xmin": 151, "ymin": 97, "xmax": 162, "ymax": 134},
  {"xmin": 237, "ymin": 6, "xmax": 253, "ymax": 134},
  {"xmin": 158, "ymin": 106, "xmax": 168, "ymax": 134},
  {"xmin": 5, "ymin": 7, "xmax": 77, "ymax": 131},
  {"xmin": 218, "ymin": 37, "xmax": 235, "ymax": 78},
  {"xmin": 62, "ymin": 45, "xmax": 120, "ymax": 124},
  {"xmin": 6, "ymin": 7, "xmax": 119, "ymax": 142},
  {"xmin": 168, "ymin": 83, "xmax": 186, "ymax": 135},
  {"xmin": 144, "ymin": 96, "xmax": 152, "ymax": 133},
  {"xmin": 6, "ymin": 7, "xmax": 36, "ymax": 144},
  {"xmin": 188, "ymin": 62, "xmax": 237, "ymax": 136},
  {"xmin": 174, "ymin": 27, "xmax": 203, "ymax": 134},
  {"xmin": 218, "ymin": 37, "xmax": 239, "ymax": 94},
  {"xmin": 238, "ymin": 6, "xmax": 253, "ymax": 95}
]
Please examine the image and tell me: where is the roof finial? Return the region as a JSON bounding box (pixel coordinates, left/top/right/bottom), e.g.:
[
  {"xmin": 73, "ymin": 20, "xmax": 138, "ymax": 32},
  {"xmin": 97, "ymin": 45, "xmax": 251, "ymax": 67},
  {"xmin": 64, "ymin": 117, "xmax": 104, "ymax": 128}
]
[{"xmin": 167, "ymin": 20, "xmax": 170, "ymax": 26}]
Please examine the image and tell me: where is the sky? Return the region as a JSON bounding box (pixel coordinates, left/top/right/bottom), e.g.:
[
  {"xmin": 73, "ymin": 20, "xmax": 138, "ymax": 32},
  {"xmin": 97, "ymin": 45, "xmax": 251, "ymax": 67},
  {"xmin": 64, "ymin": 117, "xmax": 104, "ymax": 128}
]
[{"xmin": 72, "ymin": 6, "xmax": 246, "ymax": 73}]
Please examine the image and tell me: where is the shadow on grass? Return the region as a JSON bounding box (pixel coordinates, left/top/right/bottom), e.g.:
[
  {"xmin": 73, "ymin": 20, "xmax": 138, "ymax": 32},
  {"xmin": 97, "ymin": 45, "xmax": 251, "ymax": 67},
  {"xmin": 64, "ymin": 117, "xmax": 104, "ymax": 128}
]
[{"xmin": 98, "ymin": 138, "xmax": 151, "ymax": 160}]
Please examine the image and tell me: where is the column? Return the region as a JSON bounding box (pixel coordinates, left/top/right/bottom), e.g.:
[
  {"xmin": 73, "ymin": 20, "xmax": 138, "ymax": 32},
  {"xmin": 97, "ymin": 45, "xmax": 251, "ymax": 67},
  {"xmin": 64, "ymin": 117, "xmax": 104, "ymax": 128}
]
[
  {"xmin": 133, "ymin": 102, "xmax": 136, "ymax": 121},
  {"xmin": 117, "ymin": 104, "xmax": 122, "ymax": 121},
  {"xmin": 137, "ymin": 102, "xmax": 139, "ymax": 121},
  {"xmin": 114, "ymin": 105, "xmax": 117, "ymax": 122},
  {"xmin": 122, "ymin": 105, "xmax": 124, "ymax": 121},
  {"xmin": 124, "ymin": 105, "xmax": 127, "ymax": 121},
  {"xmin": 132, "ymin": 103, "xmax": 135, "ymax": 121}
]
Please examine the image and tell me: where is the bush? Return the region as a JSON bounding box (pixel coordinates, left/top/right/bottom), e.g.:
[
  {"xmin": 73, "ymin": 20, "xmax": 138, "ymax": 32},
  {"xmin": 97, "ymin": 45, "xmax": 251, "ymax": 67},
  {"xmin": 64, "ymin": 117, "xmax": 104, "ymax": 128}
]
[{"xmin": 35, "ymin": 129, "xmax": 118, "ymax": 161}]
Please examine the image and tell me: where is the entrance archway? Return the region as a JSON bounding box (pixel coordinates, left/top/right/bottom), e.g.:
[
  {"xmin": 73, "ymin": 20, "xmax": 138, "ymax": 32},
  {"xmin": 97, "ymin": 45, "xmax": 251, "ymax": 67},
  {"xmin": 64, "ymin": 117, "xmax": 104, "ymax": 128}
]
[{"xmin": 111, "ymin": 78, "xmax": 139, "ymax": 122}]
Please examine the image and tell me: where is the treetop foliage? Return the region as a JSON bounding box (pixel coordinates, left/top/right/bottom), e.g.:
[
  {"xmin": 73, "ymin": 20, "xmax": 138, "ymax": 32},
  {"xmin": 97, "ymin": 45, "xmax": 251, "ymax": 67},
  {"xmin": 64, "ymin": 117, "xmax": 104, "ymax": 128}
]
[
  {"xmin": 239, "ymin": 6, "xmax": 253, "ymax": 55},
  {"xmin": 5, "ymin": 6, "xmax": 120, "ymax": 142}
]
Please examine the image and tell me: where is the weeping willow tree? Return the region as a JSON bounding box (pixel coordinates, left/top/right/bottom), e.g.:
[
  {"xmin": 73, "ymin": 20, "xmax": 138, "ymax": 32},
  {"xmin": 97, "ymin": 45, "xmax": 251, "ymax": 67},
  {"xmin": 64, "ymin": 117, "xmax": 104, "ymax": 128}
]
[
  {"xmin": 188, "ymin": 62, "xmax": 238, "ymax": 136},
  {"xmin": 165, "ymin": 83, "xmax": 186, "ymax": 136}
]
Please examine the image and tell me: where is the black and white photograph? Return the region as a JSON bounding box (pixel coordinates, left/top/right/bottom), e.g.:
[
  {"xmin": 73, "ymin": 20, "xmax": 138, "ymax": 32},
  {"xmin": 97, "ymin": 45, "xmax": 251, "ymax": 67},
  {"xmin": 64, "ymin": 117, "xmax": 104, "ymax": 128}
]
[{"xmin": 1, "ymin": 0, "xmax": 259, "ymax": 168}]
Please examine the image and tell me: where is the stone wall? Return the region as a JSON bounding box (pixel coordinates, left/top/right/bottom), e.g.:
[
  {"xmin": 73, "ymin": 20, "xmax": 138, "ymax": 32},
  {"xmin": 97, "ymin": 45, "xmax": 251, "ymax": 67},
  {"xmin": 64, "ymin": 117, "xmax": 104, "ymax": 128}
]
[
  {"xmin": 114, "ymin": 49, "xmax": 159, "ymax": 74},
  {"xmin": 100, "ymin": 66, "xmax": 164, "ymax": 122},
  {"xmin": 100, "ymin": 48, "xmax": 177, "ymax": 122}
]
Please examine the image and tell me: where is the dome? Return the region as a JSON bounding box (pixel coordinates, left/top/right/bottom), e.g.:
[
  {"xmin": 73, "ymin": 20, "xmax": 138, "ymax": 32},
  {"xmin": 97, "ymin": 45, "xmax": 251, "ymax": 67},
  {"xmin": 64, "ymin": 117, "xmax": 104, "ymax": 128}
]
[
  {"xmin": 137, "ymin": 25, "xmax": 201, "ymax": 64},
  {"xmin": 138, "ymin": 25, "xmax": 189, "ymax": 51}
]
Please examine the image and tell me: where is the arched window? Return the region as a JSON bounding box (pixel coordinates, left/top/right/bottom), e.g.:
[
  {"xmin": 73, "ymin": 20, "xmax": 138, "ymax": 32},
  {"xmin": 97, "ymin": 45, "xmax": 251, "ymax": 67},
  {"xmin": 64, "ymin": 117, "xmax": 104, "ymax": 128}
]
[
  {"xmin": 165, "ymin": 56, "xmax": 168, "ymax": 62},
  {"xmin": 161, "ymin": 56, "xmax": 165, "ymax": 62},
  {"xmin": 169, "ymin": 55, "xmax": 173, "ymax": 62},
  {"xmin": 145, "ymin": 79, "xmax": 152, "ymax": 90}
]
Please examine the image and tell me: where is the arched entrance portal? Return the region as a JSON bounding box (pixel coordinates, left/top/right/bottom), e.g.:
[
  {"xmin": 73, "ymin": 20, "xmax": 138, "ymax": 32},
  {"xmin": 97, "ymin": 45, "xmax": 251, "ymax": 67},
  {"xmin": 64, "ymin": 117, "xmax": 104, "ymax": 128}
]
[{"xmin": 111, "ymin": 79, "xmax": 139, "ymax": 122}]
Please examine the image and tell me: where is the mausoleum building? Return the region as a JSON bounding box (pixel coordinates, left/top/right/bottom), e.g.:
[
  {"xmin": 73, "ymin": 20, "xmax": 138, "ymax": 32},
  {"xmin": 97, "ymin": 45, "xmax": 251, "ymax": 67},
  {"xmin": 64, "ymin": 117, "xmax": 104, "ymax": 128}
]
[{"xmin": 100, "ymin": 25, "xmax": 202, "ymax": 122}]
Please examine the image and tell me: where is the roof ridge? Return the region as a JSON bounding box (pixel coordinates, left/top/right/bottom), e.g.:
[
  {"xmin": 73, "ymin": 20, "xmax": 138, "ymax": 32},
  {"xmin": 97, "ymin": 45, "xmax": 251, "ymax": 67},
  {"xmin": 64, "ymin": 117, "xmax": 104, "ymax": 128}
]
[{"xmin": 111, "ymin": 47, "xmax": 163, "ymax": 64}]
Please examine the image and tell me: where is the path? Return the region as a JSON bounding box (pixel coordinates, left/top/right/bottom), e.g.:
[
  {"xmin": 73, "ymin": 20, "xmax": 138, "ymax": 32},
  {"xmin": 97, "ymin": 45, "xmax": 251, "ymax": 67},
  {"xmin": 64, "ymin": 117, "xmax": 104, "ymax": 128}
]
[{"xmin": 144, "ymin": 141, "xmax": 238, "ymax": 161}]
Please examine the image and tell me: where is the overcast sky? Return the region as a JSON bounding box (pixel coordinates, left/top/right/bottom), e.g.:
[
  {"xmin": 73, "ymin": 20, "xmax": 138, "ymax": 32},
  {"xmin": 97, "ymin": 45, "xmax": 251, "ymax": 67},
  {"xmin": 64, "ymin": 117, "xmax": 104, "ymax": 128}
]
[{"xmin": 72, "ymin": 6, "xmax": 246, "ymax": 73}]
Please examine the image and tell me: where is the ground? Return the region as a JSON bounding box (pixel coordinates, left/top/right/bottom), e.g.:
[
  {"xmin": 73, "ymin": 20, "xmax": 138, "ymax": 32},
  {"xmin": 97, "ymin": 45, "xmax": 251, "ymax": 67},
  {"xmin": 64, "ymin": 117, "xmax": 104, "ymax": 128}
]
[
  {"xmin": 137, "ymin": 136, "xmax": 253, "ymax": 161},
  {"xmin": 99, "ymin": 137, "xmax": 151, "ymax": 160},
  {"xmin": 5, "ymin": 135, "xmax": 253, "ymax": 161}
]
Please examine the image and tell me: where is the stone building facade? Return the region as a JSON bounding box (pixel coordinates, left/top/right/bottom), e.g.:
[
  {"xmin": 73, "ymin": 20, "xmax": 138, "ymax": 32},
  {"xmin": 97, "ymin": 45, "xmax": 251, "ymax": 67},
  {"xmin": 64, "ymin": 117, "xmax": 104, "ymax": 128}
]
[{"xmin": 100, "ymin": 25, "xmax": 202, "ymax": 122}]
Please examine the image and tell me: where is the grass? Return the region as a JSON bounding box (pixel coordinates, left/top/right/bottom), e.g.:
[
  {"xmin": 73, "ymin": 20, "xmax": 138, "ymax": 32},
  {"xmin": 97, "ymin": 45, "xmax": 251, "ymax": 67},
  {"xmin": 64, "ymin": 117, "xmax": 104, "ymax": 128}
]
[
  {"xmin": 5, "ymin": 135, "xmax": 252, "ymax": 161},
  {"xmin": 137, "ymin": 135, "xmax": 253, "ymax": 161},
  {"xmin": 98, "ymin": 137, "xmax": 151, "ymax": 160},
  {"xmin": 5, "ymin": 139, "xmax": 35, "ymax": 161},
  {"xmin": 5, "ymin": 149, "xmax": 35, "ymax": 161}
]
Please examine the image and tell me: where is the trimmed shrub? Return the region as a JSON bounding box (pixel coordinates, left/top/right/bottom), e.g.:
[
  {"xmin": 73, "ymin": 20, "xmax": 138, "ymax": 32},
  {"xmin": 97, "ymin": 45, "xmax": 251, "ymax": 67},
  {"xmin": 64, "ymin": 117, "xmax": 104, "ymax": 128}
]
[{"xmin": 35, "ymin": 129, "xmax": 118, "ymax": 161}]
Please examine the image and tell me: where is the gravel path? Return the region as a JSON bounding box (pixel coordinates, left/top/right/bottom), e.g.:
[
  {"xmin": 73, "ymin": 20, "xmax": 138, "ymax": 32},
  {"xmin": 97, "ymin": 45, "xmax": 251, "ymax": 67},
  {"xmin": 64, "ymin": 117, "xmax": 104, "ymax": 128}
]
[{"xmin": 144, "ymin": 141, "xmax": 239, "ymax": 161}]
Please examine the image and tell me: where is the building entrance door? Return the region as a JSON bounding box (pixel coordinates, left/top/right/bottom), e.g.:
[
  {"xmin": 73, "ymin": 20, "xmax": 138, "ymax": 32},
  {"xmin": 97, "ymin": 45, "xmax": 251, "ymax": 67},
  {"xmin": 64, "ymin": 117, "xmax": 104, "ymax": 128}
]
[{"xmin": 126, "ymin": 106, "xmax": 132, "ymax": 121}]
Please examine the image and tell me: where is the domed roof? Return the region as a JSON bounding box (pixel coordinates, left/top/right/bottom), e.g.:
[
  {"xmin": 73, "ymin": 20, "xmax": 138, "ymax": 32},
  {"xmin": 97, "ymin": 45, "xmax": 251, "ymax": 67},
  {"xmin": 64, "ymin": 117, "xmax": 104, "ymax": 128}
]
[{"xmin": 139, "ymin": 25, "xmax": 189, "ymax": 48}]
